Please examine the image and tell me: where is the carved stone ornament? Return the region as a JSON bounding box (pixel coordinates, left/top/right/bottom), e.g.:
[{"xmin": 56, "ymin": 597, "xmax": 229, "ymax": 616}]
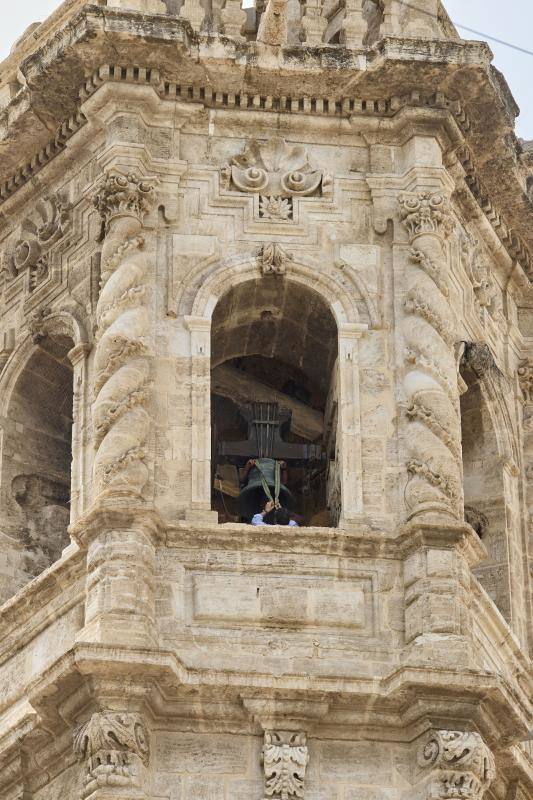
[
  {"xmin": 419, "ymin": 730, "xmax": 496, "ymax": 800},
  {"xmin": 257, "ymin": 243, "xmax": 293, "ymax": 275},
  {"xmin": 262, "ymin": 731, "xmax": 309, "ymax": 800},
  {"xmin": 91, "ymin": 169, "xmax": 157, "ymax": 497},
  {"xmin": 398, "ymin": 191, "xmax": 454, "ymax": 242},
  {"xmin": 221, "ymin": 137, "xmax": 332, "ymax": 200},
  {"xmin": 460, "ymin": 341, "xmax": 499, "ymax": 380},
  {"xmin": 4, "ymin": 193, "xmax": 71, "ymax": 291},
  {"xmin": 464, "ymin": 505, "xmax": 488, "ymax": 539},
  {"xmin": 93, "ymin": 169, "xmax": 157, "ymax": 231},
  {"xmin": 398, "ymin": 189, "xmax": 461, "ymax": 522},
  {"xmin": 460, "ymin": 234, "xmax": 500, "ymax": 318},
  {"xmin": 518, "ymin": 359, "xmax": 533, "ymax": 404},
  {"xmin": 74, "ymin": 712, "xmax": 150, "ymax": 799}
]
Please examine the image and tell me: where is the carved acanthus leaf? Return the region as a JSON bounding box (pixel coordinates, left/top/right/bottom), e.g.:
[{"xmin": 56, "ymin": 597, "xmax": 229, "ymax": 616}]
[
  {"xmin": 419, "ymin": 730, "xmax": 495, "ymax": 800},
  {"xmin": 398, "ymin": 191, "xmax": 454, "ymax": 241},
  {"xmin": 257, "ymin": 243, "xmax": 293, "ymax": 275},
  {"xmin": 74, "ymin": 712, "xmax": 150, "ymax": 799},
  {"xmin": 92, "ymin": 170, "xmax": 157, "ymax": 230},
  {"xmin": 222, "ymin": 137, "xmax": 331, "ymax": 199},
  {"xmin": 263, "ymin": 731, "xmax": 309, "ymax": 800}
]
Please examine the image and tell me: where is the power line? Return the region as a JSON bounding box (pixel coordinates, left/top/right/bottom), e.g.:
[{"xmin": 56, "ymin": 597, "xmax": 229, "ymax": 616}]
[
  {"xmin": 400, "ymin": 1, "xmax": 533, "ymax": 58},
  {"xmin": 452, "ymin": 23, "xmax": 533, "ymax": 58}
]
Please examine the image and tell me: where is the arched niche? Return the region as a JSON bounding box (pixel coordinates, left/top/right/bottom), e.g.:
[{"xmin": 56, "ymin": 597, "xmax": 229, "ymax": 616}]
[
  {"xmin": 460, "ymin": 347, "xmax": 526, "ymax": 637},
  {"xmin": 183, "ymin": 252, "xmax": 372, "ymax": 527},
  {"xmin": 0, "ymin": 312, "xmax": 91, "ymax": 601},
  {"xmin": 211, "ymin": 277, "xmax": 338, "ymax": 524}
]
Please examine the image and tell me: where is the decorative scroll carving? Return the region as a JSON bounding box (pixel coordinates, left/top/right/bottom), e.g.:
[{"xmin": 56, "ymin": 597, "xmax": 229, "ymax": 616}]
[
  {"xmin": 419, "ymin": 730, "xmax": 496, "ymax": 800},
  {"xmin": 4, "ymin": 193, "xmax": 71, "ymax": 291},
  {"xmin": 222, "ymin": 138, "xmax": 331, "ymax": 200},
  {"xmin": 398, "ymin": 191, "xmax": 461, "ymax": 521},
  {"xmin": 92, "ymin": 169, "xmax": 157, "ymax": 497},
  {"xmin": 262, "ymin": 731, "xmax": 309, "ymax": 800},
  {"xmin": 74, "ymin": 712, "xmax": 150, "ymax": 800},
  {"xmin": 257, "ymin": 243, "xmax": 293, "ymax": 275}
]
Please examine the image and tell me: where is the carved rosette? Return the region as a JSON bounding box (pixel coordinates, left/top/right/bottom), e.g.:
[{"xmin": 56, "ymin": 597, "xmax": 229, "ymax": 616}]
[
  {"xmin": 398, "ymin": 191, "xmax": 462, "ymax": 520},
  {"xmin": 419, "ymin": 730, "xmax": 495, "ymax": 800},
  {"xmin": 92, "ymin": 169, "xmax": 157, "ymax": 498},
  {"xmin": 74, "ymin": 712, "xmax": 150, "ymax": 799},
  {"xmin": 262, "ymin": 731, "xmax": 309, "ymax": 800}
]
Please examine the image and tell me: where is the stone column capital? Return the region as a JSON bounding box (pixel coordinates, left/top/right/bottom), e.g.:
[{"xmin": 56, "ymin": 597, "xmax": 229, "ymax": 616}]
[
  {"xmin": 92, "ymin": 169, "xmax": 158, "ymax": 230},
  {"xmin": 398, "ymin": 190, "xmax": 454, "ymax": 243}
]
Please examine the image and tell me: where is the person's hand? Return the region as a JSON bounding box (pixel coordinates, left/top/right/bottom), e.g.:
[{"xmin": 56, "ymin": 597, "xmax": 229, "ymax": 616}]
[
  {"xmin": 246, "ymin": 458, "xmax": 256, "ymax": 467},
  {"xmin": 263, "ymin": 500, "xmax": 275, "ymax": 514},
  {"xmin": 278, "ymin": 460, "xmax": 287, "ymax": 469}
]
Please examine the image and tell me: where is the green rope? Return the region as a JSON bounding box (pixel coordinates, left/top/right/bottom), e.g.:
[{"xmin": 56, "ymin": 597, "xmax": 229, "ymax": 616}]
[{"xmin": 254, "ymin": 459, "xmax": 282, "ymax": 508}]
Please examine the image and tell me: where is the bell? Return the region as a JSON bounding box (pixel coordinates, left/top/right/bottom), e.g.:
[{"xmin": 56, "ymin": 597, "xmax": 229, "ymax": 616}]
[{"xmin": 238, "ymin": 457, "xmax": 295, "ymax": 520}]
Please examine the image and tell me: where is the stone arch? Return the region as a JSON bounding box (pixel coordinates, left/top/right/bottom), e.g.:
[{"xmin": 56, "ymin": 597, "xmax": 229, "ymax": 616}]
[
  {"xmin": 180, "ymin": 249, "xmax": 378, "ymax": 329},
  {"xmin": 460, "ymin": 347, "xmax": 524, "ymax": 635},
  {"xmin": 0, "ymin": 308, "xmax": 91, "ymax": 602},
  {"xmin": 0, "ymin": 307, "xmax": 90, "ymax": 416},
  {"xmin": 184, "ymin": 251, "xmax": 369, "ymax": 526}
]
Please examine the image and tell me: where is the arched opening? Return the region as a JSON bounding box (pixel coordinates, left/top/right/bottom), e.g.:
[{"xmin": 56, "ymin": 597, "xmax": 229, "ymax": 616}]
[
  {"xmin": 210, "ymin": 277, "xmax": 338, "ymax": 525},
  {"xmin": 460, "ymin": 357, "xmax": 511, "ymax": 620},
  {"xmin": 0, "ymin": 332, "xmax": 74, "ymax": 600}
]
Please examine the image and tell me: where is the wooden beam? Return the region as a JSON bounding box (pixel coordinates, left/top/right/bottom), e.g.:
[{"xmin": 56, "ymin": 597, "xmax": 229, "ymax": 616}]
[{"xmin": 211, "ymin": 364, "xmax": 324, "ymax": 441}]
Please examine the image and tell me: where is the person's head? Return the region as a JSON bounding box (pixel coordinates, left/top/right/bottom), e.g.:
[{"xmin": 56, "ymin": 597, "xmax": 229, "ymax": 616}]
[{"xmin": 263, "ymin": 506, "xmax": 292, "ymax": 525}]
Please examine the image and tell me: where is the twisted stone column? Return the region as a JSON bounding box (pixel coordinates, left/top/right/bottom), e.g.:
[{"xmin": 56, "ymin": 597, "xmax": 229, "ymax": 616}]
[
  {"xmin": 92, "ymin": 170, "xmax": 157, "ymax": 502},
  {"xmin": 74, "ymin": 170, "xmax": 159, "ymax": 648},
  {"xmin": 398, "ymin": 191, "xmax": 462, "ymax": 521}
]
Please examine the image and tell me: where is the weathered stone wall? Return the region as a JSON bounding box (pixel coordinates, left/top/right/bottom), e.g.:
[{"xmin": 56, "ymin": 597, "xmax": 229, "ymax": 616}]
[{"xmin": 0, "ymin": 2, "xmax": 531, "ymax": 800}]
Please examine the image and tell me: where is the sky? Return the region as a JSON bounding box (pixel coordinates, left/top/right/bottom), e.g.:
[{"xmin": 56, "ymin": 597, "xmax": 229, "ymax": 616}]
[{"xmin": 0, "ymin": 1, "xmax": 531, "ymax": 139}]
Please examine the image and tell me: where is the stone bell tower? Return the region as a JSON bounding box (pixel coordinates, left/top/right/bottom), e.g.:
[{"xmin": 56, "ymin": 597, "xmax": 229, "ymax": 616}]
[{"xmin": 0, "ymin": 1, "xmax": 531, "ymax": 799}]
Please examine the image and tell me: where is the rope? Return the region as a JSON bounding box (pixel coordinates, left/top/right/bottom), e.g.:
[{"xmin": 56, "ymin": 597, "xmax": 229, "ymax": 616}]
[{"xmin": 254, "ymin": 459, "xmax": 282, "ymax": 508}]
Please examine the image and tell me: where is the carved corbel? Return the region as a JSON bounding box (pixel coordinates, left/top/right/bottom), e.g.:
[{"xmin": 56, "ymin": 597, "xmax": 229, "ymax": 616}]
[
  {"xmin": 262, "ymin": 731, "xmax": 309, "ymax": 800},
  {"xmin": 418, "ymin": 730, "xmax": 496, "ymax": 800},
  {"xmin": 74, "ymin": 711, "xmax": 150, "ymax": 800}
]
